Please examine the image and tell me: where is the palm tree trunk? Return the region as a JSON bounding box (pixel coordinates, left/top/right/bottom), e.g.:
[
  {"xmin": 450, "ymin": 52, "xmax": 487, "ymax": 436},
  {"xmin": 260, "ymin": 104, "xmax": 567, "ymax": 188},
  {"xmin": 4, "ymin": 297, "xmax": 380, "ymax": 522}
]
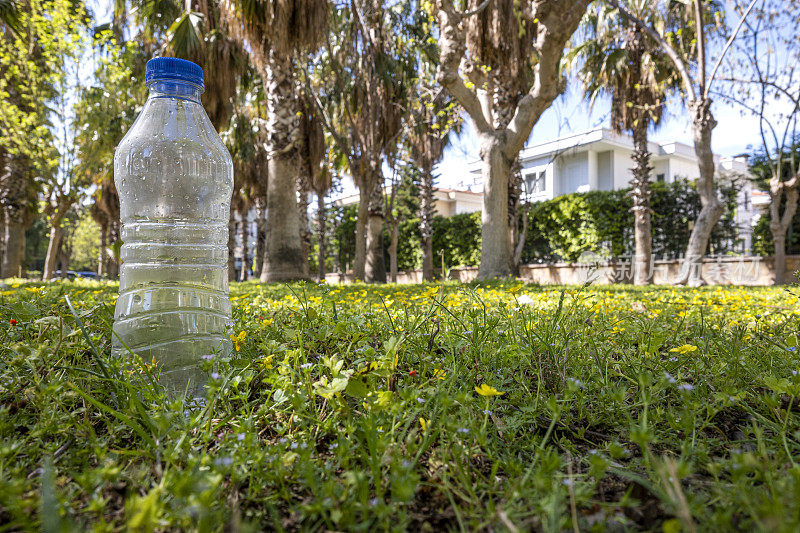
[
  {"xmin": 98, "ymin": 220, "xmax": 107, "ymax": 277},
  {"xmin": 631, "ymin": 121, "xmax": 653, "ymax": 285},
  {"xmin": 677, "ymin": 99, "xmax": 724, "ymax": 286},
  {"xmin": 228, "ymin": 209, "xmax": 237, "ymax": 282},
  {"xmin": 316, "ymin": 192, "xmax": 326, "ymax": 282},
  {"xmin": 108, "ymin": 220, "xmax": 120, "ymax": 280},
  {"xmin": 297, "ymin": 176, "xmax": 312, "ymax": 269},
  {"xmin": 354, "ymin": 176, "xmax": 368, "ymax": 280},
  {"xmin": 420, "ymin": 165, "xmax": 435, "ymax": 282},
  {"xmin": 389, "ymin": 217, "xmax": 398, "ymax": 283},
  {"xmin": 261, "ymin": 52, "xmax": 308, "ymax": 282},
  {"xmin": 477, "ymin": 133, "xmax": 513, "ymax": 280},
  {"xmin": 364, "ymin": 162, "xmax": 386, "ymax": 283}
]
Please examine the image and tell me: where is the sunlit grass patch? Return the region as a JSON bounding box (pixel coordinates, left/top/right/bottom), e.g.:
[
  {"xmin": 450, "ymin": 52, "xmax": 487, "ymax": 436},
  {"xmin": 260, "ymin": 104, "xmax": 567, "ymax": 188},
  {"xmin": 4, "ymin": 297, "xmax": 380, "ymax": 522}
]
[{"xmin": 1, "ymin": 279, "xmax": 799, "ymax": 530}]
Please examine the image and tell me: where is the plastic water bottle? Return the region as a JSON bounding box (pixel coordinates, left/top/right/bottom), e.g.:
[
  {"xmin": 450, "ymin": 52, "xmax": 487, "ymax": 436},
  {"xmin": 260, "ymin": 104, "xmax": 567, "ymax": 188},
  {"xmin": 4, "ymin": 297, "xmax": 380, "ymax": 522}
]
[{"xmin": 112, "ymin": 57, "xmax": 233, "ymax": 394}]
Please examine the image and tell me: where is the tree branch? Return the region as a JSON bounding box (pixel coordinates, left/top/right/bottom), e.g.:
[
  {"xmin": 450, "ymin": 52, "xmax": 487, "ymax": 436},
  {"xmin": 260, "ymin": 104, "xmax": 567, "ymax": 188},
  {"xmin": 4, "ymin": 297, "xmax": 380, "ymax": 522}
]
[
  {"xmin": 459, "ymin": 0, "xmax": 493, "ymax": 17},
  {"xmin": 705, "ymin": 0, "xmax": 759, "ymax": 98},
  {"xmin": 694, "ymin": 0, "xmax": 706, "ymax": 96},
  {"xmin": 435, "ymin": 0, "xmax": 491, "ymax": 133},
  {"xmin": 505, "ymin": 0, "xmax": 590, "ymax": 155}
]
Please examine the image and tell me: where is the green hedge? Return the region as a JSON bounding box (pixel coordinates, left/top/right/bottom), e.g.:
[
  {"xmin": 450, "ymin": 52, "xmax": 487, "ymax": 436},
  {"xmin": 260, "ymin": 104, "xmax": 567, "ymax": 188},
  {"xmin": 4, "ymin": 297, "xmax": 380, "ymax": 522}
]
[
  {"xmin": 524, "ymin": 189, "xmax": 632, "ymax": 262},
  {"xmin": 326, "ymin": 179, "xmax": 745, "ymax": 271},
  {"xmin": 520, "ymin": 179, "xmax": 742, "ymax": 263}
]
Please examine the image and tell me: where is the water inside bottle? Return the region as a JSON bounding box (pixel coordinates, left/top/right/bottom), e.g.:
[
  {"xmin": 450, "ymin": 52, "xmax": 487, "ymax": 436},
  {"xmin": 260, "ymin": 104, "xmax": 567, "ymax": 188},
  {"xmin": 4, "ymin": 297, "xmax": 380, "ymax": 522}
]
[{"xmin": 112, "ymin": 72, "xmax": 233, "ymax": 396}]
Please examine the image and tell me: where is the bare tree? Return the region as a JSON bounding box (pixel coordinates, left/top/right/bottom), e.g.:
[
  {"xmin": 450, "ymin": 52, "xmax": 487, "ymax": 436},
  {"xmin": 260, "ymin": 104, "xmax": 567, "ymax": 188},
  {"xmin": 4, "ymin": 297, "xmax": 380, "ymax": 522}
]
[{"xmin": 718, "ymin": 0, "xmax": 800, "ymax": 284}]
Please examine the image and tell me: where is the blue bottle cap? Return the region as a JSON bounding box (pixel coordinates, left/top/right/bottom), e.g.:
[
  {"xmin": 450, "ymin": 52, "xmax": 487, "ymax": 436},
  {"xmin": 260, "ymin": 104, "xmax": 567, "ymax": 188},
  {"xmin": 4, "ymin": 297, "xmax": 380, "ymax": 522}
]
[{"xmin": 145, "ymin": 57, "xmax": 205, "ymax": 91}]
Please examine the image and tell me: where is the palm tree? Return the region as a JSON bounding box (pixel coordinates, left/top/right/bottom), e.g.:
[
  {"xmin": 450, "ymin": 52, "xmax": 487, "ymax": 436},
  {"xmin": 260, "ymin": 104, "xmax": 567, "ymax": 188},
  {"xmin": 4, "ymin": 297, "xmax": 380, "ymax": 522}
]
[
  {"xmin": 220, "ymin": 0, "xmax": 328, "ymax": 282},
  {"xmin": 570, "ymin": 2, "xmax": 675, "ymax": 285},
  {"xmin": 306, "ymin": 0, "xmax": 413, "ymax": 283},
  {"xmin": 162, "ymin": 1, "xmax": 243, "ymax": 130},
  {"xmin": 223, "ymin": 94, "xmax": 268, "ymax": 281},
  {"xmin": 116, "ymin": 0, "xmax": 246, "ymax": 282}
]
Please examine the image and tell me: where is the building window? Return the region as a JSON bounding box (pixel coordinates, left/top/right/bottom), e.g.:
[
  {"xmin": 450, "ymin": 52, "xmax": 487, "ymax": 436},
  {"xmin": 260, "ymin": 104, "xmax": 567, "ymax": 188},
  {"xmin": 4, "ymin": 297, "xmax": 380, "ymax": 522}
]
[
  {"xmin": 656, "ymin": 173, "xmax": 665, "ymax": 182},
  {"xmin": 526, "ymin": 170, "xmax": 546, "ymax": 194}
]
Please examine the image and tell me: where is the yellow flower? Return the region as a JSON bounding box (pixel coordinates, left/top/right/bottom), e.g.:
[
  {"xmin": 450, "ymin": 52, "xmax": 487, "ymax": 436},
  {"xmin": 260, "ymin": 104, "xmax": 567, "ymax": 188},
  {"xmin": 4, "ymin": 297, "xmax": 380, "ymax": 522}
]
[
  {"xmin": 260, "ymin": 354, "xmax": 275, "ymax": 370},
  {"xmin": 419, "ymin": 417, "xmax": 429, "ymax": 432},
  {"xmin": 231, "ymin": 330, "xmax": 246, "ymax": 351},
  {"xmin": 669, "ymin": 344, "xmax": 698, "ymax": 354},
  {"xmin": 475, "ymin": 384, "xmax": 505, "ymax": 397},
  {"xmin": 143, "ymin": 355, "xmax": 158, "ymax": 371},
  {"xmin": 433, "ymin": 368, "xmax": 446, "ymax": 380}
]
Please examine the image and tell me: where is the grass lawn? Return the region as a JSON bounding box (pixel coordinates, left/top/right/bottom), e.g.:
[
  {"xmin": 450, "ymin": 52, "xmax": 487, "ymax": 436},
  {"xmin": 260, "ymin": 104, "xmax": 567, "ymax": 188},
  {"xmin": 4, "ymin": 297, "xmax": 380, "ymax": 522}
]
[{"xmin": 1, "ymin": 279, "xmax": 800, "ymax": 531}]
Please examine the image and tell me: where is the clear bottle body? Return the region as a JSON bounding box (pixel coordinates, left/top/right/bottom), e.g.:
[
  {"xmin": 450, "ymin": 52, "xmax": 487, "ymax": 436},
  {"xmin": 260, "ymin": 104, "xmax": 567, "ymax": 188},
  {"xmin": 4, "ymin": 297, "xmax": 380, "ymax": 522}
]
[{"xmin": 112, "ymin": 80, "xmax": 233, "ymax": 394}]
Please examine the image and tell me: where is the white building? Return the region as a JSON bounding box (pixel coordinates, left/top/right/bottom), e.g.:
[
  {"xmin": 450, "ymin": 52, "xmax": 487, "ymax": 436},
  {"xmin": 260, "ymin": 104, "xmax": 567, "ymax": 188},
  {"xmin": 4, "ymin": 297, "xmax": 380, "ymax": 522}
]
[{"xmin": 459, "ymin": 127, "xmax": 766, "ymax": 253}]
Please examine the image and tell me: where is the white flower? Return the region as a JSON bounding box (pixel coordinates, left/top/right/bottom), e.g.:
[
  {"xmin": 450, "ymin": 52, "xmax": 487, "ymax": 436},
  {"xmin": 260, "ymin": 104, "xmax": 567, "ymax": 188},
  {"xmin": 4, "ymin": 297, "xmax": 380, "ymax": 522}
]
[{"xmin": 518, "ymin": 294, "xmax": 535, "ymax": 306}]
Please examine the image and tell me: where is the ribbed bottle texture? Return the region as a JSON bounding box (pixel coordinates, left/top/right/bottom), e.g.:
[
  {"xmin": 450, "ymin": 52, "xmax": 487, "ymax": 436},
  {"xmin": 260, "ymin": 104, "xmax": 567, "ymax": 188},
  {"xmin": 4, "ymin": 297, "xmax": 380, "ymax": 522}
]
[{"xmin": 112, "ymin": 70, "xmax": 233, "ymax": 395}]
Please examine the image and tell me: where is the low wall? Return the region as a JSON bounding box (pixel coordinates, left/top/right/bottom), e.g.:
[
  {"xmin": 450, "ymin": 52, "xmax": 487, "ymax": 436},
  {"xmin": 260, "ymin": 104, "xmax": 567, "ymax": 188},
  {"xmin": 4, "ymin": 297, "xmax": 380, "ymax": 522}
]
[{"xmin": 324, "ymin": 255, "xmax": 800, "ymax": 286}]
